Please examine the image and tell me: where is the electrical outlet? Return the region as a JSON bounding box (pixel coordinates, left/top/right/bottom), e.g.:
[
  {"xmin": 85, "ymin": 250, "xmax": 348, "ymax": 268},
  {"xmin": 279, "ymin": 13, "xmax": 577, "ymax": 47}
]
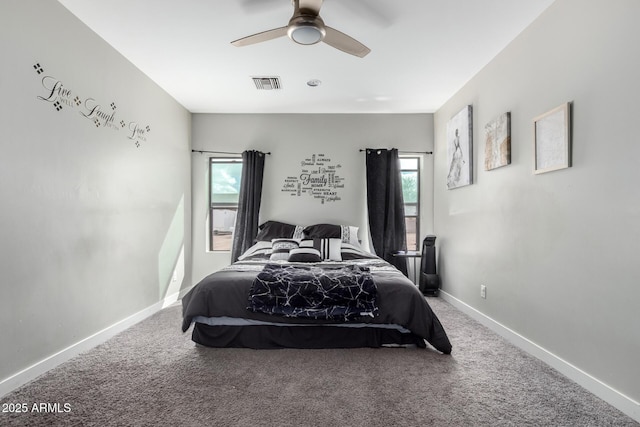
[
  {"xmin": 172, "ymin": 271, "xmax": 178, "ymax": 282},
  {"xmin": 480, "ymin": 285, "xmax": 487, "ymax": 299}
]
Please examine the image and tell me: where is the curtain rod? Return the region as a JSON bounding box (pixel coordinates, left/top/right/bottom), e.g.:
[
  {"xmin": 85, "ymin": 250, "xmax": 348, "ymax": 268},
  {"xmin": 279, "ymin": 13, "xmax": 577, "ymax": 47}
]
[
  {"xmin": 359, "ymin": 149, "xmax": 433, "ymax": 155},
  {"xmin": 191, "ymin": 149, "xmax": 271, "ymax": 155}
]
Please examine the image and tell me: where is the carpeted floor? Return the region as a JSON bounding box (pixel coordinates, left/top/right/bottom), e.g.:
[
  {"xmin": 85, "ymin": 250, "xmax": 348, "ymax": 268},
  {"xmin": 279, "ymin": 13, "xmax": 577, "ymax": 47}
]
[{"xmin": 1, "ymin": 298, "xmax": 637, "ymax": 426}]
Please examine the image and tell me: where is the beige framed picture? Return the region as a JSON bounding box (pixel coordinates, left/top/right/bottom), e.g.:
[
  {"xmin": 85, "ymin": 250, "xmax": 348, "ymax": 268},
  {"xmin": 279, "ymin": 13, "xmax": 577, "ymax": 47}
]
[
  {"xmin": 484, "ymin": 112, "xmax": 511, "ymax": 171},
  {"xmin": 533, "ymin": 102, "xmax": 571, "ymax": 174}
]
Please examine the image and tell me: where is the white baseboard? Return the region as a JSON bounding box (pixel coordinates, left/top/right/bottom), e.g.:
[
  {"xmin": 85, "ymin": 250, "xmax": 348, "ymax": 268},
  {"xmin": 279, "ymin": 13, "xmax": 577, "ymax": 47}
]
[
  {"xmin": 439, "ymin": 291, "xmax": 640, "ymax": 423},
  {"xmin": 0, "ymin": 294, "xmax": 176, "ymax": 399}
]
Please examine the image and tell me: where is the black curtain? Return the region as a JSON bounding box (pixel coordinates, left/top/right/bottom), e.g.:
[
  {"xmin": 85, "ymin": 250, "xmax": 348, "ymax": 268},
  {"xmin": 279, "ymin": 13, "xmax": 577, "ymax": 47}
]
[
  {"xmin": 231, "ymin": 150, "xmax": 265, "ymax": 262},
  {"xmin": 365, "ymin": 149, "xmax": 408, "ymax": 275}
]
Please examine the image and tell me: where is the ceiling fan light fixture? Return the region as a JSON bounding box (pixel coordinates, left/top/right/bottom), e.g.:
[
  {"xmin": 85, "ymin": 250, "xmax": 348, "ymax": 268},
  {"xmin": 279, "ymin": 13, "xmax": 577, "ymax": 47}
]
[
  {"xmin": 232, "ymin": 0, "xmax": 370, "ymax": 57},
  {"xmin": 288, "ymin": 22, "xmax": 325, "ymax": 45}
]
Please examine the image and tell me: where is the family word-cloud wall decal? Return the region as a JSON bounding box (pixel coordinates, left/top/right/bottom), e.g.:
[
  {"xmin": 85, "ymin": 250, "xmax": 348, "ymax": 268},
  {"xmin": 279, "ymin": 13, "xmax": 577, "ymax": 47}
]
[
  {"xmin": 281, "ymin": 154, "xmax": 345, "ymax": 204},
  {"xmin": 32, "ymin": 62, "xmax": 151, "ymax": 147}
]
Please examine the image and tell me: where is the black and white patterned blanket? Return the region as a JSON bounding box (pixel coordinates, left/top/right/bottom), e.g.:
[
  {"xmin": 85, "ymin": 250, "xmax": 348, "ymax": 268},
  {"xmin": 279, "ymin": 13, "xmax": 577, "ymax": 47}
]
[{"xmin": 247, "ymin": 263, "xmax": 378, "ymax": 320}]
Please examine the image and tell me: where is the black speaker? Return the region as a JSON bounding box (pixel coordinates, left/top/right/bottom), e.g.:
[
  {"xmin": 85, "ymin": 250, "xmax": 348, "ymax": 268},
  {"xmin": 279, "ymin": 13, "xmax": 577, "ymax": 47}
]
[{"xmin": 419, "ymin": 235, "xmax": 440, "ymax": 296}]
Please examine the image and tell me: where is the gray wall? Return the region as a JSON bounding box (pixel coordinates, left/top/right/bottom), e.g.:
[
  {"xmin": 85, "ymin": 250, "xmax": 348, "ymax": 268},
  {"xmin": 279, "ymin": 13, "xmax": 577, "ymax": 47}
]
[
  {"xmin": 0, "ymin": 1, "xmax": 191, "ymax": 383},
  {"xmin": 434, "ymin": 0, "xmax": 640, "ymax": 405},
  {"xmin": 191, "ymin": 114, "xmax": 433, "ymax": 282}
]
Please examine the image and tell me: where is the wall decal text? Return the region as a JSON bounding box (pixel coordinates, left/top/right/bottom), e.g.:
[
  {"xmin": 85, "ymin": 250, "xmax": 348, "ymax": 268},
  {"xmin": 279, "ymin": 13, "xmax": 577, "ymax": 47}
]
[
  {"xmin": 33, "ymin": 62, "xmax": 151, "ymax": 147},
  {"xmin": 281, "ymin": 154, "xmax": 345, "ymax": 204}
]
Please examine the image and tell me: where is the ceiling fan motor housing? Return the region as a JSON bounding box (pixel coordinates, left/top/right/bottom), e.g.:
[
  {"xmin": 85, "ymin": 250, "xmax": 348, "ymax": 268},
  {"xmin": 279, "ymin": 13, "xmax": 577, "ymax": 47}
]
[{"xmin": 287, "ymin": 15, "xmax": 326, "ymax": 45}]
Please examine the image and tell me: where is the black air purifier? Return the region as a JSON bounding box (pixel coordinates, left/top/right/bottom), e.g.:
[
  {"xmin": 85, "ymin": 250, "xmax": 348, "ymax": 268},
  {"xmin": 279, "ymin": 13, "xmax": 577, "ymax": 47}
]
[{"xmin": 419, "ymin": 235, "xmax": 440, "ymax": 296}]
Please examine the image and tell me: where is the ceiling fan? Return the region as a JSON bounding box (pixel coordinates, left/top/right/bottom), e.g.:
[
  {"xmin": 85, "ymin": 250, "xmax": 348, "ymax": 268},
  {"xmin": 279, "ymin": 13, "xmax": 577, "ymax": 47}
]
[{"xmin": 231, "ymin": 0, "xmax": 371, "ymax": 58}]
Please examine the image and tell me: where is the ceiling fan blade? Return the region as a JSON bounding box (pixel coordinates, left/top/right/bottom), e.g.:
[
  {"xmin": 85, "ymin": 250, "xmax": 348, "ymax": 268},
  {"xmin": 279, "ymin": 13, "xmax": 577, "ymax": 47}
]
[
  {"xmin": 231, "ymin": 26, "xmax": 288, "ymax": 47},
  {"xmin": 323, "ymin": 26, "xmax": 370, "ymax": 58}
]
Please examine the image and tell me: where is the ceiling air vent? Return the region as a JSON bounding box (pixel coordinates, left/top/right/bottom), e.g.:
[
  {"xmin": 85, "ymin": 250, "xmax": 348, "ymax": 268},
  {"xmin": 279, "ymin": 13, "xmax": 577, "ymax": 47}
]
[{"xmin": 252, "ymin": 76, "xmax": 282, "ymax": 90}]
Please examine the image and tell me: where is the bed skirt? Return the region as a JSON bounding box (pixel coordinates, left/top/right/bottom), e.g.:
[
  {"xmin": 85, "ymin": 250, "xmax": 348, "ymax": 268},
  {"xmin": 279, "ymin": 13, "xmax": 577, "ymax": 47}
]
[{"xmin": 192, "ymin": 323, "xmax": 427, "ymax": 349}]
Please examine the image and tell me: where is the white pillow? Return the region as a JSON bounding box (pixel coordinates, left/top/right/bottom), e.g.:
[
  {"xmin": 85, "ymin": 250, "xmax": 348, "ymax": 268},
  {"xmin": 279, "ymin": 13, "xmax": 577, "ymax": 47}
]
[
  {"xmin": 237, "ymin": 241, "xmax": 273, "ymax": 260},
  {"xmin": 341, "ymin": 225, "xmax": 361, "ymax": 246}
]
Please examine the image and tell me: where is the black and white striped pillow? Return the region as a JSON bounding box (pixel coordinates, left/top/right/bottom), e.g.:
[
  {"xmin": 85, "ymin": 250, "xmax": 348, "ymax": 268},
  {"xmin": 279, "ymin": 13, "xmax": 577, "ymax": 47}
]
[
  {"xmin": 288, "ymin": 248, "xmax": 322, "ymax": 263},
  {"xmin": 270, "ymin": 239, "xmax": 300, "ymax": 261},
  {"xmin": 300, "ymin": 238, "xmax": 342, "ymax": 261}
]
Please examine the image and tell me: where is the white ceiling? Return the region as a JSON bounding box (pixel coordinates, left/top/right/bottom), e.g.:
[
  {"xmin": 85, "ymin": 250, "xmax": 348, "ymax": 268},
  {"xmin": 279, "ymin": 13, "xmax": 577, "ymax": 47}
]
[{"xmin": 57, "ymin": 0, "xmax": 555, "ymax": 114}]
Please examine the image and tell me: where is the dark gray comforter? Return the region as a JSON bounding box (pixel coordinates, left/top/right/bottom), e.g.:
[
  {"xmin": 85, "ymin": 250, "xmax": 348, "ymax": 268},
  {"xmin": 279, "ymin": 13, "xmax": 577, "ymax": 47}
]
[{"xmin": 182, "ymin": 257, "xmax": 452, "ymax": 354}]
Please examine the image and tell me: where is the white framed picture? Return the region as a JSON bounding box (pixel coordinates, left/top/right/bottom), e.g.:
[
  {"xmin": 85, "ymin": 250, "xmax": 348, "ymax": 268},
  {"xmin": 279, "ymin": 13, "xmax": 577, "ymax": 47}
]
[
  {"xmin": 446, "ymin": 105, "xmax": 473, "ymax": 189},
  {"xmin": 533, "ymin": 102, "xmax": 571, "ymax": 174}
]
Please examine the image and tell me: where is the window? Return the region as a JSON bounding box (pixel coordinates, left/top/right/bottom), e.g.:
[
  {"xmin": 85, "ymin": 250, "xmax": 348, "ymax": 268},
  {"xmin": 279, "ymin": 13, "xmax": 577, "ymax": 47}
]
[
  {"xmin": 209, "ymin": 158, "xmax": 242, "ymax": 251},
  {"xmin": 400, "ymin": 157, "xmax": 420, "ymax": 250}
]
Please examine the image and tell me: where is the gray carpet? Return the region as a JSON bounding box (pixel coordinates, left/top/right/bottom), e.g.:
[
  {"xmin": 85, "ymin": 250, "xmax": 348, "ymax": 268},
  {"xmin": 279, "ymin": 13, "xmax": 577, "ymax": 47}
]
[{"xmin": 1, "ymin": 298, "xmax": 637, "ymax": 426}]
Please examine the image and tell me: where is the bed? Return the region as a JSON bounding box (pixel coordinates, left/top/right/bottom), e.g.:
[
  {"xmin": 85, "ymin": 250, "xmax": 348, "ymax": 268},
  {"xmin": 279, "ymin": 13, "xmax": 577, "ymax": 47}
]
[{"xmin": 181, "ymin": 222, "xmax": 452, "ymax": 354}]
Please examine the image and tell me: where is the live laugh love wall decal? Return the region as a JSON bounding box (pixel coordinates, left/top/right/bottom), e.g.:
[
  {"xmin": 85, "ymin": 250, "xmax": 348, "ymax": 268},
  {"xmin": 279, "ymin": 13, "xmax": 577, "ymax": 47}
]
[{"xmin": 33, "ymin": 62, "xmax": 151, "ymax": 147}]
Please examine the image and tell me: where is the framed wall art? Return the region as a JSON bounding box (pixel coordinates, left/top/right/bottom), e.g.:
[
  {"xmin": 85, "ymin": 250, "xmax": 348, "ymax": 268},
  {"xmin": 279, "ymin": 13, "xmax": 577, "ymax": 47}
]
[
  {"xmin": 446, "ymin": 105, "xmax": 473, "ymax": 189},
  {"xmin": 484, "ymin": 112, "xmax": 511, "ymax": 171},
  {"xmin": 533, "ymin": 102, "xmax": 571, "ymax": 174}
]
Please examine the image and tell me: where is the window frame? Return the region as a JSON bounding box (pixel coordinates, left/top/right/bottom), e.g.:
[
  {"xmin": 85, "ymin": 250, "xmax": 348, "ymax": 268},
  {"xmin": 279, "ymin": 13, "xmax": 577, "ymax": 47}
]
[
  {"xmin": 209, "ymin": 156, "xmax": 242, "ymax": 252},
  {"xmin": 400, "ymin": 156, "xmax": 420, "ymax": 251}
]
